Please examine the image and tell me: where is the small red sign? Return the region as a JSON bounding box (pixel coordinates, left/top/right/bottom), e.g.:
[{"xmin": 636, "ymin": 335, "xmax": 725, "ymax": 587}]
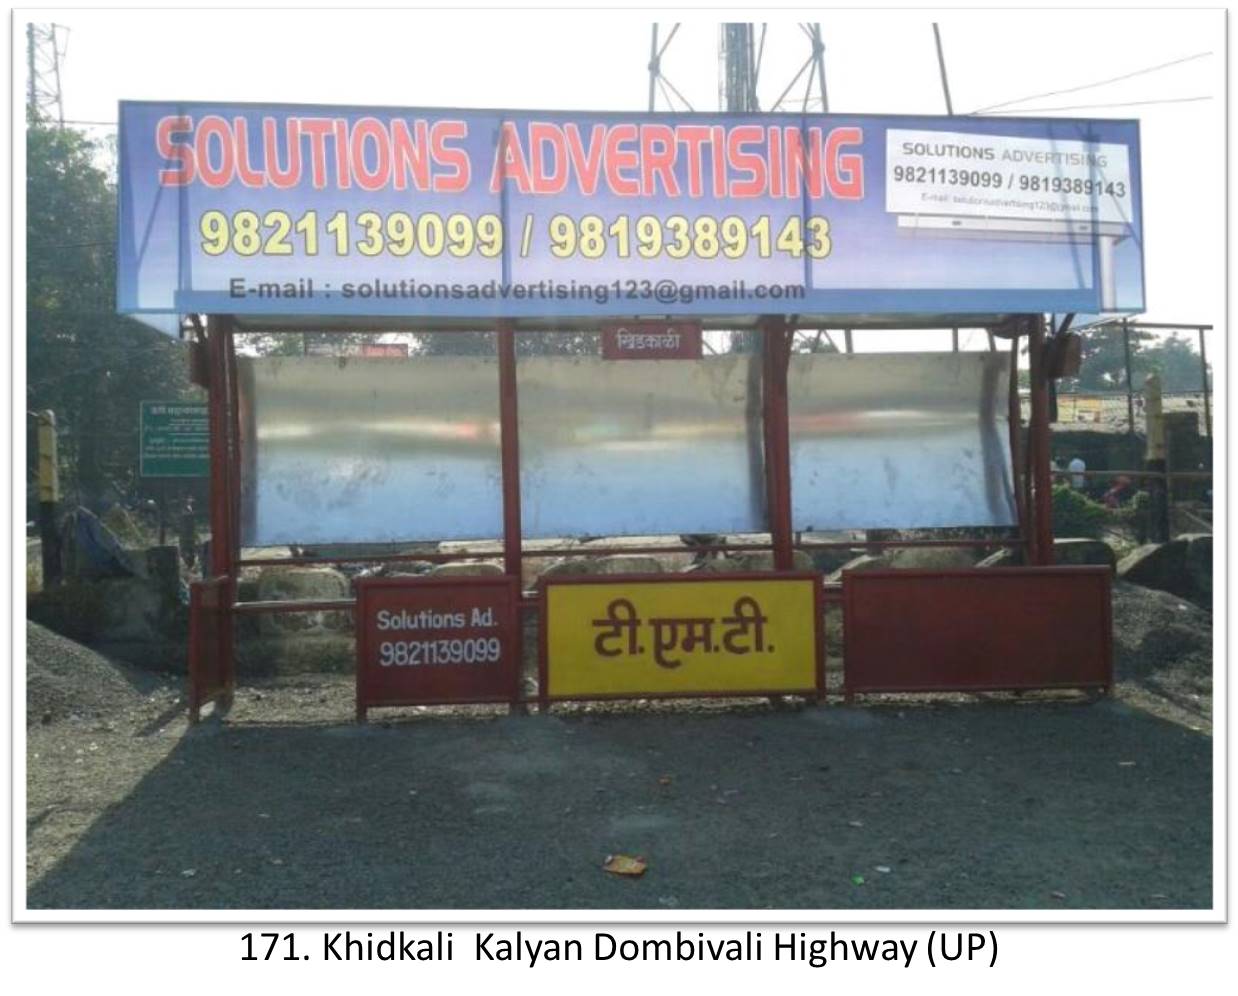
[
  {"xmin": 601, "ymin": 321, "xmax": 702, "ymax": 360},
  {"xmin": 361, "ymin": 343, "xmax": 409, "ymax": 358},
  {"xmin": 354, "ymin": 576, "xmax": 520, "ymax": 719}
]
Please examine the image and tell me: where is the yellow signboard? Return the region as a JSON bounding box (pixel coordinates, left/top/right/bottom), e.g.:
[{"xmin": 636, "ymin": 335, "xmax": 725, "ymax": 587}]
[{"xmin": 543, "ymin": 574, "xmax": 821, "ymax": 699}]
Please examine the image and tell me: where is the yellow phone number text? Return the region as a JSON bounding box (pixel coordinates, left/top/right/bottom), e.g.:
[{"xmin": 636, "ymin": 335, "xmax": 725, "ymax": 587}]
[{"xmin": 197, "ymin": 210, "xmax": 833, "ymax": 262}]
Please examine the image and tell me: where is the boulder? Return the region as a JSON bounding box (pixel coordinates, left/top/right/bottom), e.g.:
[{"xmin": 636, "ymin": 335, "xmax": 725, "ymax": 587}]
[
  {"xmin": 96, "ymin": 577, "xmax": 174, "ymax": 643},
  {"xmin": 297, "ymin": 541, "xmax": 440, "ymax": 560},
  {"xmin": 803, "ymin": 546, "xmax": 862, "ymax": 576},
  {"xmin": 100, "ymin": 505, "xmax": 145, "ymax": 546},
  {"xmin": 885, "ymin": 546, "xmax": 980, "ymax": 570},
  {"xmin": 1052, "ymin": 538, "xmax": 1117, "ymax": 570},
  {"xmin": 978, "ymin": 539, "xmax": 1117, "ymax": 570},
  {"xmin": 1117, "ymin": 540, "xmax": 1192, "ymax": 601},
  {"xmin": 976, "ymin": 548, "xmax": 1021, "ymax": 569},
  {"xmin": 256, "ymin": 565, "xmax": 349, "ymax": 599},
  {"xmin": 255, "ymin": 566, "xmax": 351, "ymax": 635},
  {"xmin": 379, "ymin": 561, "xmax": 436, "ymax": 577},
  {"xmin": 1182, "ymin": 533, "xmax": 1212, "ymax": 608},
  {"xmin": 234, "ymin": 633, "xmax": 355, "ymax": 675},
  {"xmin": 30, "ymin": 576, "xmax": 173, "ymax": 643},
  {"xmin": 689, "ymin": 549, "xmax": 816, "ymax": 574},
  {"xmin": 539, "ymin": 555, "xmax": 664, "ymax": 579},
  {"xmin": 145, "ymin": 545, "xmax": 181, "ymax": 597},
  {"xmin": 428, "ymin": 561, "xmax": 504, "ymax": 577},
  {"xmin": 827, "ymin": 553, "xmax": 890, "ymax": 583}
]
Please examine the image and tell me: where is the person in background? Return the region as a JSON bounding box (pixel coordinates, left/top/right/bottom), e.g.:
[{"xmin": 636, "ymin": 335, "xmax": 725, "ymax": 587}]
[
  {"xmin": 1103, "ymin": 475, "xmax": 1132, "ymax": 509},
  {"xmin": 1068, "ymin": 456, "xmax": 1086, "ymax": 490}
]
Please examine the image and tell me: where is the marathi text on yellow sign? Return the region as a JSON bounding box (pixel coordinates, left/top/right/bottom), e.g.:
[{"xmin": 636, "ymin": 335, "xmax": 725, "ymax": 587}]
[{"xmin": 544, "ymin": 577, "xmax": 819, "ymax": 698}]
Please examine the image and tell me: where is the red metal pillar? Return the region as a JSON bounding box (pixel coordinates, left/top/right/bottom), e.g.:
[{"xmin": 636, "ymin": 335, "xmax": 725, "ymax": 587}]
[
  {"xmin": 497, "ymin": 320, "xmax": 523, "ymax": 581},
  {"xmin": 225, "ymin": 325, "xmax": 243, "ymax": 569},
  {"xmin": 761, "ymin": 317, "xmax": 794, "ymax": 571},
  {"xmin": 1006, "ymin": 334, "xmax": 1030, "ymax": 558},
  {"xmin": 1027, "ymin": 315, "xmax": 1055, "ymax": 565},
  {"xmin": 198, "ymin": 315, "xmax": 238, "ymax": 718},
  {"xmin": 206, "ymin": 315, "xmax": 236, "ymax": 578}
]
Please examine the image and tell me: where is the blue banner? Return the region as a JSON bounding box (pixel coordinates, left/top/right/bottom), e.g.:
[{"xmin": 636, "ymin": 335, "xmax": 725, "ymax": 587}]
[{"xmin": 117, "ymin": 101, "xmax": 1144, "ymax": 323}]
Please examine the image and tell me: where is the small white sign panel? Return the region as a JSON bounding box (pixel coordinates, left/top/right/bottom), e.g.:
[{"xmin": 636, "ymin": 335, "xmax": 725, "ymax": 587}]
[{"xmin": 886, "ymin": 129, "xmax": 1134, "ymax": 228}]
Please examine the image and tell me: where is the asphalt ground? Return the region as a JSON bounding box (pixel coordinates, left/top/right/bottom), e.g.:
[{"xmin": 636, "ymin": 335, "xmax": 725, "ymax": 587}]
[{"xmin": 27, "ymin": 677, "xmax": 1212, "ymax": 911}]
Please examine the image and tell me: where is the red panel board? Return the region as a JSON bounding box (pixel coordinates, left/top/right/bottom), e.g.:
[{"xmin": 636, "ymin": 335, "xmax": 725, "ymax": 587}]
[
  {"xmin": 601, "ymin": 321, "xmax": 702, "ymax": 359},
  {"xmin": 354, "ymin": 576, "xmax": 520, "ymax": 719},
  {"xmin": 842, "ymin": 567, "xmax": 1113, "ymax": 696}
]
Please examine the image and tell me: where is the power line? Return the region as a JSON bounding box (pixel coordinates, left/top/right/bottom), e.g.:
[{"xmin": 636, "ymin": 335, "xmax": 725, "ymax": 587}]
[
  {"xmin": 981, "ymin": 95, "xmax": 1212, "ymax": 115},
  {"xmin": 970, "ymin": 50, "xmax": 1212, "ymax": 114}
]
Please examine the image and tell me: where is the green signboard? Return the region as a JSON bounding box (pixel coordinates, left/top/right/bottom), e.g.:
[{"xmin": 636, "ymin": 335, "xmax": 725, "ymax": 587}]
[{"xmin": 140, "ymin": 401, "xmax": 209, "ymax": 478}]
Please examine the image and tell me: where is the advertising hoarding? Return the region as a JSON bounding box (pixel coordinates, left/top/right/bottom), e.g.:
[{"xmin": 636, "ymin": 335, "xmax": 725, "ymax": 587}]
[
  {"xmin": 117, "ymin": 102, "xmax": 1144, "ymax": 322},
  {"xmin": 354, "ymin": 576, "xmax": 521, "ymax": 718}
]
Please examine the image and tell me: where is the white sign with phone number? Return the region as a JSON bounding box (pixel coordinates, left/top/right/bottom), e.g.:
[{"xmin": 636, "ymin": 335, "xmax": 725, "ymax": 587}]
[{"xmin": 886, "ymin": 129, "xmax": 1133, "ymax": 227}]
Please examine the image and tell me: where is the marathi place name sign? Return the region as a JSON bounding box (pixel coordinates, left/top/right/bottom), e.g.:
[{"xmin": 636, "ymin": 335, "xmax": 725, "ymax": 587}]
[
  {"xmin": 601, "ymin": 321, "xmax": 702, "ymax": 359},
  {"xmin": 117, "ymin": 103, "xmax": 1144, "ymax": 321},
  {"xmin": 542, "ymin": 574, "xmax": 823, "ymax": 700}
]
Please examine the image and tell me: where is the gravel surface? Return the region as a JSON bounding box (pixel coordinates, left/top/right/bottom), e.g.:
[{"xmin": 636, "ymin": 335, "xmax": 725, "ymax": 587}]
[
  {"xmin": 1110, "ymin": 582, "xmax": 1213, "ymax": 733},
  {"xmin": 25, "ymin": 622, "xmax": 180, "ymax": 727},
  {"xmin": 27, "ymin": 687, "xmax": 1212, "ymax": 911},
  {"xmin": 25, "ymin": 580, "xmax": 1214, "ymax": 912}
]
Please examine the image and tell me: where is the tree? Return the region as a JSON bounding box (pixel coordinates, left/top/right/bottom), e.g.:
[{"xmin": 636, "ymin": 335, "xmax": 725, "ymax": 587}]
[
  {"xmin": 412, "ymin": 330, "xmax": 599, "ymax": 357},
  {"xmin": 1066, "ymin": 324, "xmax": 1154, "ymax": 391},
  {"xmin": 1063, "ymin": 326, "xmax": 1209, "ymax": 394},
  {"xmin": 1140, "ymin": 333, "xmax": 1210, "ymax": 393},
  {"xmin": 26, "ymin": 118, "xmax": 195, "ymax": 513}
]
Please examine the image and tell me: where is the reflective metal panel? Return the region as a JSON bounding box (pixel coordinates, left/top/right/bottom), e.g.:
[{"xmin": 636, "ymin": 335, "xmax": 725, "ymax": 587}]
[
  {"xmin": 517, "ymin": 355, "xmax": 764, "ymax": 538},
  {"xmin": 238, "ymin": 354, "xmax": 502, "ymax": 546},
  {"xmin": 788, "ymin": 352, "xmax": 1016, "ymax": 529}
]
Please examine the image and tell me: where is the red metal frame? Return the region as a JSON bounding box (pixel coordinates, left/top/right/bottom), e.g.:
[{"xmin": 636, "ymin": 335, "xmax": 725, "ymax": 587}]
[
  {"xmin": 1007, "ymin": 334, "xmax": 1030, "ymax": 558},
  {"xmin": 225, "ymin": 322, "xmax": 243, "ymax": 568},
  {"xmin": 206, "ymin": 316, "xmax": 235, "ymax": 577},
  {"xmin": 497, "ymin": 319, "xmax": 523, "ymax": 581},
  {"xmin": 199, "ymin": 313, "xmax": 1070, "ymax": 718},
  {"xmin": 842, "ymin": 566, "xmax": 1113, "ymax": 699},
  {"xmin": 761, "ymin": 318, "xmax": 795, "ymax": 570},
  {"xmin": 195, "ymin": 316, "xmax": 237, "ymax": 723},
  {"xmin": 1027, "ymin": 315, "xmax": 1055, "ymax": 564},
  {"xmin": 353, "ymin": 575, "xmax": 521, "ymax": 721},
  {"xmin": 537, "ymin": 571, "xmax": 825, "ymax": 709},
  {"xmin": 188, "ymin": 575, "xmax": 235, "ymax": 721}
]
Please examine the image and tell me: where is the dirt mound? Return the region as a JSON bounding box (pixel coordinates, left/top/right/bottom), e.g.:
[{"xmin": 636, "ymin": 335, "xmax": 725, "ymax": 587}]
[
  {"xmin": 26, "ymin": 621, "xmax": 173, "ymax": 726},
  {"xmin": 1111, "ymin": 582, "xmax": 1211, "ymax": 728}
]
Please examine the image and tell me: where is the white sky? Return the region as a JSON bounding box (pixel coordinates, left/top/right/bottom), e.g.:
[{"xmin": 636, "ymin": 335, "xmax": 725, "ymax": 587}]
[{"xmin": 19, "ymin": 7, "xmax": 1226, "ymax": 353}]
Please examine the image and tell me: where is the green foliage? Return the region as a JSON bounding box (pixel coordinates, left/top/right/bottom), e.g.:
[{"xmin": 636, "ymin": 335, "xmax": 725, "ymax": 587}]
[
  {"xmin": 413, "ymin": 330, "xmax": 599, "ymax": 356},
  {"xmin": 1051, "ymin": 484, "xmax": 1109, "ymax": 539},
  {"xmin": 1061, "ymin": 326, "xmax": 1209, "ymax": 393},
  {"xmin": 1140, "ymin": 334, "xmax": 1211, "ymax": 392},
  {"xmin": 26, "ymin": 120, "xmax": 198, "ymax": 513}
]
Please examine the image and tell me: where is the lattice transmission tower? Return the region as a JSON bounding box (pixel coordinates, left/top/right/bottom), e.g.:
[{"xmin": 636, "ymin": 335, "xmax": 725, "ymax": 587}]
[{"xmin": 26, "ymin": 22, "xmax": 68, "ymax": 125}]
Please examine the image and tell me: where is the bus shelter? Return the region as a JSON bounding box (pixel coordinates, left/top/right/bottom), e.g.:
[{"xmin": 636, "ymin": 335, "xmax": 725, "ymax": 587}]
[{"xmin": 116, "ymin": 102, "xmax": 1142, "ymax": 720}]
